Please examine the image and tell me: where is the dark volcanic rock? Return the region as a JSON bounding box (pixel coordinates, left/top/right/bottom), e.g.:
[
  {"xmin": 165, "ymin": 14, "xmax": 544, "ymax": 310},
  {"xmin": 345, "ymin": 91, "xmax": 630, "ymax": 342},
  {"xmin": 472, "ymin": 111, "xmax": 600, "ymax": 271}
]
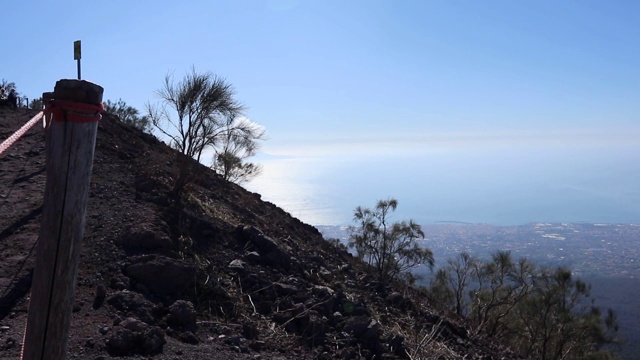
[
  {"xmin": 105, "ymin": 317, "xmax": 166, "ymax": 356},
  {"xmin": 125, "ymin": 255, "xmax": 196, "ymax": 295},
  {"xmin": 92, "ymin": 284, "xmax": 107, "ymax": 309},
  {"xmin": 107, "ymin": 290, "xmax": 157, "ymax": 325},
  {"xmin": 239, "ymin": 225, "xmax": 292, "ymax": 269},
  {"xmin": 343, "ymin": 315, "xmax": 372, "ymax": 338},
  {"xmin": 109, "ymin": 274, "xmax": 131, "ymax": 290},
  {"xmin": 166, "ymin": 300, "xmax": 197, "ymax": 331},
  {"xmin": 304, "ymin": 313, "xmax": 327, "ymax": 346},
  {"xmin": 117, "ymin": 223, "xmax": 172, "ymax": 253}
]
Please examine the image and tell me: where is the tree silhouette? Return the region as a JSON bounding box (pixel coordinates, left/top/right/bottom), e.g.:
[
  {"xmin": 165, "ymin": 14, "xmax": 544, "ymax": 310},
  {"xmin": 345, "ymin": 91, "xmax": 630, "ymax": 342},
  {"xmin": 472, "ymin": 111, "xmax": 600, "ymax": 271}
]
[
  {"xmin": 29, "ymin": 97, "xmax": 43, "ymax": 110},
  {"xmin": 211, "ymin": 117, "xmax": 264, "ymax": 184},
  {"xmin": 147, "ymin": 68, "xmax": 244, "ymax": 162},
  {"xmin": 430, "ymin": 251, "xmax": 478, "ymax": 317},
  {"xmin": 0, "ymin": 79, "xmax": 16, "ymax": 92},
  {"xmin": 429, "ymin": 251, "xmax": 619, "ymax": 359},
  {"xmin": 104, "ymin": 99, "xmax": 151, "ymax": 132},
  {"xmin": 147, "ymin": 68, "xmax": 264, "ymax": 189},
  {"xmin": 349, "ymin": 198, "xmax": 434, "ymax": 283}
]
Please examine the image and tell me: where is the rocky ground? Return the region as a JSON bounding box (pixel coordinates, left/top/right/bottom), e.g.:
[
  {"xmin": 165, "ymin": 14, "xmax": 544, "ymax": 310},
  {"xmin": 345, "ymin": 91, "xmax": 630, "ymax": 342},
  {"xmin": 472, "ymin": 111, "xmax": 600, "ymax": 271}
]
[{"xmin": 0, "ymin": 106, "xmax": 518, "ymax": 359}]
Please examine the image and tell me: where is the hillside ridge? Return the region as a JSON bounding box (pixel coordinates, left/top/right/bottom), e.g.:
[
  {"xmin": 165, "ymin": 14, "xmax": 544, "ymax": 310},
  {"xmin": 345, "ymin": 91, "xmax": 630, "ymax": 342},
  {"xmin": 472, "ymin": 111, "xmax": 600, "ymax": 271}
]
[{"xmin": 0, "ymin": 107, "xmax": 516, "ymax": 359}]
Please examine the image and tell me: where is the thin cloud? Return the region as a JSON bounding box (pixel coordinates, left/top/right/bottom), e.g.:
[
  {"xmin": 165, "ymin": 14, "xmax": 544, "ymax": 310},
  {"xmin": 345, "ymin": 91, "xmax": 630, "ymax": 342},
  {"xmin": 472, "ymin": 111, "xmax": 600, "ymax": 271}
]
[{"xmin": 261, "ymin": 127, "xmax": 640, "ymax": 158}]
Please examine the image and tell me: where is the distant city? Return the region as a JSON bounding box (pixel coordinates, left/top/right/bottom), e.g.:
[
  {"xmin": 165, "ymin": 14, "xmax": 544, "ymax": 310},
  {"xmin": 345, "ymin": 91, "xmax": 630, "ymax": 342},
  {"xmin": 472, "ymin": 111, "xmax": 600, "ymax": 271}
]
[
  {"xmin": 317, "ymin": 222, "xmax": 640, "ymax": 279},
  {"xmin": 317, "ymin": 222, "xmax": 640, "ymax": 359}
]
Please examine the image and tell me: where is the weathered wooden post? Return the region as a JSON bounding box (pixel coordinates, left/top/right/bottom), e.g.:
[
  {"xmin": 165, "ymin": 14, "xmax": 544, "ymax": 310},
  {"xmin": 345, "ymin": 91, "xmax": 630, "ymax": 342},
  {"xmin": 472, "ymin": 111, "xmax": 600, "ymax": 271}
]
[{"xmin": 21, "ymin": 80, "xmax": 103, "ymax": 360}]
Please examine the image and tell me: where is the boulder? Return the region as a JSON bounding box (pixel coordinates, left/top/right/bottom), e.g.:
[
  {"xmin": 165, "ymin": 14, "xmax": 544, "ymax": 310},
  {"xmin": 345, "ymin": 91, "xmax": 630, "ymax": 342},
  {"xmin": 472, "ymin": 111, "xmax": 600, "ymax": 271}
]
[
  {"xmin": 239, "ymin": 225, "xmax": 291, "ymax": 269},
  {"xmin": 106, "ymin": 290, "xmax": 156, "ymax": 325},
  {"xmin": 166, "ymin": 300, "xmax": 197, "ymax": 331},
  {"xmin": 264, "ymin": 249, "xmax": 292, "ymax": 269},
  {"xmin": 343, "ymin": 316, "xmax": 382, "ymax": 355},
  {"xmin": 105, "ymin": 317, "xmax": 165, "ymax": 356},
  {"xmin": 343, "ymin": 316, "xmax": 371, "ymax": 337},
  {"xmin": 109, "ymin": 274, "xmax": 131, "ymax": 290},
  {"xmin": 273, "ymin": 303, "xmax": 309, "ymax": 334},
  {"xmin": 253, "ymin": 233, "xmax": 280, "ymax": 253},
  {"xmin": 116, "ymin": 223, "xmax": 172, "ymax": 253},
  {"xmin": 311, "ymin": 285, "xmax": 337, "ymax": 317},
  {"xmin": 125, "ymin": 255, "xmax": 196, "ymax": 295}
]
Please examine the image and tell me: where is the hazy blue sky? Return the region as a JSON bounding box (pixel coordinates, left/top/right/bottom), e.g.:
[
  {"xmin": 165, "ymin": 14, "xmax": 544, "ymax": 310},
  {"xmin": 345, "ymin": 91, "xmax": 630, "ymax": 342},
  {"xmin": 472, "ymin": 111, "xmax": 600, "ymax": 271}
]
[{"xmin": 3, "ymin": 1, "xmax": 639, "ymax": 225}]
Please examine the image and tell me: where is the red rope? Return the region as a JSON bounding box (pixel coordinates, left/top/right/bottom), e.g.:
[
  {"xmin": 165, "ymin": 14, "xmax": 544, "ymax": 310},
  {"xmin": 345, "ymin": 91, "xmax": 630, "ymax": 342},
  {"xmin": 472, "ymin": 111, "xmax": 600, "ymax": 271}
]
[
  {"xmin": 0, "ymin": 100, "xmax": 103, "ymax": 157},
  {"xmin": 44, "ymin": 99, "xmax": 103, "ymax": 125}
]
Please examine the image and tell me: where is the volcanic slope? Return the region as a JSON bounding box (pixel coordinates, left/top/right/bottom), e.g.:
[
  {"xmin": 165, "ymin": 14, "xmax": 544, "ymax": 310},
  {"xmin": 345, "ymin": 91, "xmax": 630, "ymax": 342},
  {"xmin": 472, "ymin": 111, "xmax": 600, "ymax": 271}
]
[{"xmin": 0, "ymin": 107, "xmax": 517, "ymax": 359}]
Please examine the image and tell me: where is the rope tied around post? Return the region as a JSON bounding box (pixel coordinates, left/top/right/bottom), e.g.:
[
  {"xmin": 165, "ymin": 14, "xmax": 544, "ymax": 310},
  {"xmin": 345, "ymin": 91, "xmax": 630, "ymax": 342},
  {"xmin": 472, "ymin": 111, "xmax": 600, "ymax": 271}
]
[{"xmin": 43, "ymin": 99, "xmax": 103, "ymax": 127}]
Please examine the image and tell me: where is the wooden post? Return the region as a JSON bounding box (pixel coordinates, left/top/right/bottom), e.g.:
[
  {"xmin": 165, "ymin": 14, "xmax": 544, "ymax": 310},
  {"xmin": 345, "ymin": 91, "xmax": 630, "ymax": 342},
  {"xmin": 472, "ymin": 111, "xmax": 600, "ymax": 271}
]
[{"xmin": 21, "ymin": 80, "xmax": 103, "ymax": 360}]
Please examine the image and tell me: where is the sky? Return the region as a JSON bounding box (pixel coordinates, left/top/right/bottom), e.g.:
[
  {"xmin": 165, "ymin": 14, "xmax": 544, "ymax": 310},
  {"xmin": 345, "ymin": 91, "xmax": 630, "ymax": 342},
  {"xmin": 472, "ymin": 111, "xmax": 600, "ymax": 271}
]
[{"xmin": 2, "ymin": 1, "xmax": 640, "ymax": 226}]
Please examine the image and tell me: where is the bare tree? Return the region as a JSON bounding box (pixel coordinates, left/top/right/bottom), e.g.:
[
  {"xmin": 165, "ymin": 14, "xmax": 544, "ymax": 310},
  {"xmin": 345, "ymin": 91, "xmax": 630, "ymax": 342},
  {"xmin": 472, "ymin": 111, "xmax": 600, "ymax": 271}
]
[
  {"xmin": 429, "ymin": 251, "xmax": 619, "ymax": 359},
  {"xmin": 147, "ymin": 68, "xmax": 244, "ymax": 162},
  {"xmin": 0, "ymin": 79, "xmax": 16, "ymax": 92},
  {"xmin": 430, "ymin": 252, "xmax": 478, "ymax": 317},
  {"xmin": 212, "ymin": 116, "xmax": 265, "ymax": 184},
  {"xmin": 349, "ymin": 198, "xmax": 434, "ymax": 283},
  {"xmin": 29, "ymin": 97, "xmax": 43, "ymax": 110},
  {"xmin": 147, "ymin": 68, "xmax": 265, "ymax": 190},
  {"xmin": 104, "ymin": 99, "xmax": 151, "ymax": 132}
]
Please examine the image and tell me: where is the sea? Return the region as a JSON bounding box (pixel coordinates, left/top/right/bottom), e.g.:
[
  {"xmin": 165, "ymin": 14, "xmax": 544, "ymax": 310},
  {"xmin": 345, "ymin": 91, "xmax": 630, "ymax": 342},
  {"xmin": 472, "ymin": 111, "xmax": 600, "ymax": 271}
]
[{"xmin": 247, "ymin": 143, "xmax": 640, "ymax": 227}]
